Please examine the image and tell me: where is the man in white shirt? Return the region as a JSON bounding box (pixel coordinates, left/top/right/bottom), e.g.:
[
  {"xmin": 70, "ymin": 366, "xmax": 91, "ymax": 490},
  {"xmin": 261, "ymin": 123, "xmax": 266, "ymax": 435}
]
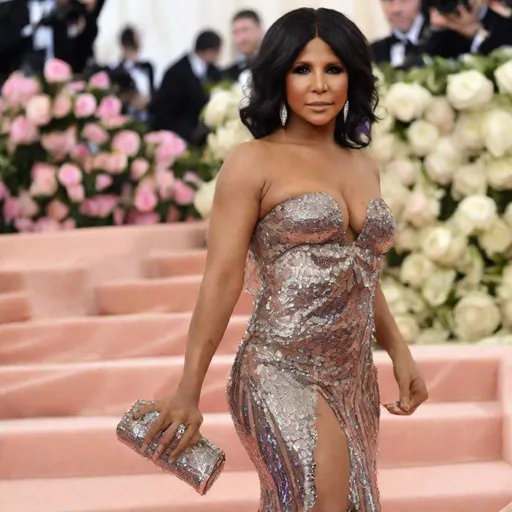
[{"xmin": 371, "ymin": 0, "xmax": 430, "ymax": 68}]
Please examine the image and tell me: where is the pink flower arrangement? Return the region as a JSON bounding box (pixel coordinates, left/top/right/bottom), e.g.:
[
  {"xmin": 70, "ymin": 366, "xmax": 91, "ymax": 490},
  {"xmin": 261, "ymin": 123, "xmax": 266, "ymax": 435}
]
[{"xmin": 0, "ymin": 58, "xmax": 206, "ymax": 233}]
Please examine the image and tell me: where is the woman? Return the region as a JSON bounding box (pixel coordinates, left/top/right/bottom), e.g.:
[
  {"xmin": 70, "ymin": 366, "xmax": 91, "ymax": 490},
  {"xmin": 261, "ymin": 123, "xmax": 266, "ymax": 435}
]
[{"xmin": 135, "ymin": 7, "xmax": 428, "ymax": 511}]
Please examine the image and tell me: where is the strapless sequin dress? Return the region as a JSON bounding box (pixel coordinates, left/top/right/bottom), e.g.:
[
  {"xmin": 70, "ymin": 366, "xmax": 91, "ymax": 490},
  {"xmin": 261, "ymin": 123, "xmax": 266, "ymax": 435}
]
[{"xmin": 226, "ymin": 192, "xmax": 396, "ymax": 511}]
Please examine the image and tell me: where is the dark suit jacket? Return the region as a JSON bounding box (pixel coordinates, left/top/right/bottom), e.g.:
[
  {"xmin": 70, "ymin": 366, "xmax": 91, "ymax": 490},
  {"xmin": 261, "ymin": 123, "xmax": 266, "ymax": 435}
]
[
  {"xmin": 427, "ymin": 7, "xmax": 512, "ymax": 59},
  {"xmin": 118, "ymin": 59, "xmax": 155, "ymax": 98},
  {"xmin": 222, "ymin": 60, "xmax": 247, "ymax": 82},
  {"xmin": 371, "ymin": 19, "xmax": 431, "ymax": 68},
  {"xmin": 75, "ymin": 0, "xmax": 106, "ymax": 72},
  {"xmin": 150, "ymin": 54, "xmax": 221, "ymax": 144}
]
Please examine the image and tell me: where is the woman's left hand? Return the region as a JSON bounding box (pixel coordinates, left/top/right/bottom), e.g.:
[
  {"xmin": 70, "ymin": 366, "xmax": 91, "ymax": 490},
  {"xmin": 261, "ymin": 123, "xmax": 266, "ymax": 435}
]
[{"xmin": 384, "ymin": 350, "xmax": 428, "ymax": 416}]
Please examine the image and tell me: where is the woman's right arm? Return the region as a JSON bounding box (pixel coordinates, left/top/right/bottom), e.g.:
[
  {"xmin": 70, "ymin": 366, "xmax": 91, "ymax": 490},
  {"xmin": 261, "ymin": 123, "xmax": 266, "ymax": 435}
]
[{"xmin": 136, "ymin": 142, "xmax": 265, "ymax": 460}]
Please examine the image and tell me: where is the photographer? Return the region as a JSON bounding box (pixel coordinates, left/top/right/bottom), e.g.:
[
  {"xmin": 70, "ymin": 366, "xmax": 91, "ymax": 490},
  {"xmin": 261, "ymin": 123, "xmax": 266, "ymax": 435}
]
[{"xmin": 427, "ymin": 0, "xmax": 512, "ymax": 58}]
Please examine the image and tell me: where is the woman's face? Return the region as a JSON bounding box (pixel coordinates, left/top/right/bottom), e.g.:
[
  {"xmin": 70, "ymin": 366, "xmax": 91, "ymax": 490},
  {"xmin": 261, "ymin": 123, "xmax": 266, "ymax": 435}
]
[{"xmin": 285, "ymin": 37, "xmax": 348, "ymax": 127}]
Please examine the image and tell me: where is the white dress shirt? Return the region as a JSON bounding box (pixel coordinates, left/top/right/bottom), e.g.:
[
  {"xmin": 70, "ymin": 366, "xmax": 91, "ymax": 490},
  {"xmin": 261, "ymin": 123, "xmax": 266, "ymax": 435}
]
[
  {"xmin": 390, "ymin": 14, "xmax": 424, "ymax": 67},
  {"xmin": 188, "ymin": 53, "xmax": 207, "ymax": 81}
]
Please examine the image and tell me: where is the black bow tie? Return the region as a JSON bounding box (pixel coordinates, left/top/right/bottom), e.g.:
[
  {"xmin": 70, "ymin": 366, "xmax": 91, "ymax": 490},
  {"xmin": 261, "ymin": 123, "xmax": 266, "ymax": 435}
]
[{"xmin": 390, "ymin": 35, "xmax": 417, "ymax": 48}]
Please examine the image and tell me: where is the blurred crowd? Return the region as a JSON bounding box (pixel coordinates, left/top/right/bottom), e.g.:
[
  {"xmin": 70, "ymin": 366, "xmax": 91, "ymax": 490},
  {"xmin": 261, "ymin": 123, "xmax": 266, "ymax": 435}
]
[{"xmin": 1, "ymin": 0, "xmax": 512, "ymax": 147}]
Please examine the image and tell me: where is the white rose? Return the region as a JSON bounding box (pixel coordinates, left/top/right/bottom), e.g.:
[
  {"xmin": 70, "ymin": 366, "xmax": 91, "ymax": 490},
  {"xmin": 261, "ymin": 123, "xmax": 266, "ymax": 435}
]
[
  {"xmin": 26, "ymin": 94, "xmax": 52, "ymax": 126},
  {"xmin": 453, "ymin": 195, "xmax": 498, "ymax": 235},
  {"xmin": 384, "ymin": 82, "xmax": 431, "ymax": 123},
  {"xmin": 424, "ymin": 136, "xmax": 461, "ymax": 185},
  {"xmin": 394, "ymin": 223, "xmax": 419, "ymax": 253},
  {"xmin": 424, "ymin": 96, "xmax": 455, "ymax": 133},
  {"xmin": 501, "ymin": 301, "xmax": 512, "ymax": 328},
  {"xmin": 454, "ymin": 292, "xmax": 501, "ymax": 341},
  {"xmin": 400, "ymin": 253, "xmax": 435, "ymax": 288},
  {"xmin": 407, "ymin": 120, "xmax": 440, "ymax": 156},
  {"xmin": 455, "ymin": 244, "xmax": 484, "ymax": 285},
  {"xmin": 481, "ymin": 109, "xmax": 512, "ymax": 158},
  {"xmin": 415, "ymin": 327, "xmax": 450, "ymax": 345},
  {"xmin": 494, "ymin": 60, "xmax": 512, "ymax": 95},
  {"xmin": 380, "ymin": 173, "xmax": 410, "ymax": 219},
  {"xmin": 395, "ymin": 315, "xmax": 421, "ymax": 344},
  {"xmin": 421, "ymin": 225, "xmax": 467, "ymax": 265},
  {"xmin": 369, "ymin": 133, "xmax": 402, "ymax": 165},
  {"xmin": 237, "ymin": 69, "xmax": 252, "ymax": 93},
  {"xmin": 385, "ymin": 158, "xmax": 421, "ymax": 187},
  {"xmin": 421, "ymin": 268, "xmax": 456, "ymax": 307},
  {"xmin": 504, "ymin": 203, "xmax": 512, "ymax": 227},
  {"xmin": 485, "ymin": 156, "xmax": 512, "ymax": 190},
  {"xmin": 497, "ymin": 265, "xmax": 512, "ymax": 302},
  {"xmin": 478, "ymin": 333, "xmax": 512, "ymax": 346},
  {"xmin": 453, "ymin": 112, "xmax": 484, "ymax": 154},
  {"xmin": 402, "ymin": 188, "xmax": 441, "ymax": 228},
  {"xmin": 381, "ymin": 278, "xmax": 409, "ymax": 315},
  {"xmin": 207, "ymin": 120, "xmax": 252, "ymax": 161},
  {"xmin": 373, "ymin": 104, "xmax": 395, "ymax": 135},
  {"xmin": 451, "ymin": 160, "xmax": 487, "ymax": 200},
  {"xmin": 193, "ymin": 175, "xmax": 218, "ymax": 218},
  {"xmin": 404, "ymin": 288, "xmax": 428, "ymax": 318},
  {"xmin": 446, "ymin": 70, "xmax": 494, "ymax": 111},
  {"xmin": 203, "ymin": 89, "xmax": 241, "ymax": 128},
  {"xmin": 478, "ymin": 218, "xmax": 512, "ymax": 257}
]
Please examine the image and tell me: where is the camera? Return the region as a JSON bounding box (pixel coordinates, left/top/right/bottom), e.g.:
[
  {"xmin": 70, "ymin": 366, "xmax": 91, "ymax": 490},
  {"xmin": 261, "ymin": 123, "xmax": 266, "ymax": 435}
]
[{"xmin": 426, "ymin": 0, "xmax": 470, "ymax": 14}]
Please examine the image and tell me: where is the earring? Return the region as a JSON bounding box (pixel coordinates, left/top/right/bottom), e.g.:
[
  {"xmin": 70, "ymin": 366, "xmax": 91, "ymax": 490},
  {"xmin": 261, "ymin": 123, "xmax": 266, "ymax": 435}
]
[
  {"xmin": 280, "ymin": 102, "xmax": 288, "ymax": 126},
  {"xmin": 343, "ymin": 100, "xmax": 349, "ymax": 122}
]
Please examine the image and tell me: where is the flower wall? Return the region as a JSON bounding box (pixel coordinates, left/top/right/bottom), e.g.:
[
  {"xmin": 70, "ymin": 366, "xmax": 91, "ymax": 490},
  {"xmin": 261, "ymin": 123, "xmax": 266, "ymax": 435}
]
[
  {"xmin": 194, "ymin": 49, "xmax": 512, "ymax": 344},
  {"xmin": 0, "ymin": 59, "xmax": 205, "ymax": 233}
]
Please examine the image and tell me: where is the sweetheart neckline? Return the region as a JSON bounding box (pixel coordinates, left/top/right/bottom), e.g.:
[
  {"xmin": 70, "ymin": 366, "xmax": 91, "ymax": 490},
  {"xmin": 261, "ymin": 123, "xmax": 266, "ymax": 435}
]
[{"xmin": 256, "ymin": 192, "xmax": 388, "ymax": 246}]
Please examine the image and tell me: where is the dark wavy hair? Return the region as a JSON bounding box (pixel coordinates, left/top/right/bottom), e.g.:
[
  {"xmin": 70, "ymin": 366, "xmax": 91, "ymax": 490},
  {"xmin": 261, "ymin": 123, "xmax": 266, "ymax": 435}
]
[{"xmin": 240, "ymin": 8, "xmax": 378, "ymax": 149}]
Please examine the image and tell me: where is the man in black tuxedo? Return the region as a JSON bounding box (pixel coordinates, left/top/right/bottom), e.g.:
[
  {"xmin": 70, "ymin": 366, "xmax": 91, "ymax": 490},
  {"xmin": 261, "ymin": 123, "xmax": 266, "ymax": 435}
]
[
  {"xmin": 427, "ymin": 0, "xmax": 512, "ymax": 58},
  {"xmin": 150, "ymin": 30, "xmax": 222, "ymax": 146},
  {"xmin": 371, "ymin": 0, "xmax": 430, "ymax": 68},
  {"xmin": 222, "ymin": 9, "xmax": 263, "ymax": 82}
]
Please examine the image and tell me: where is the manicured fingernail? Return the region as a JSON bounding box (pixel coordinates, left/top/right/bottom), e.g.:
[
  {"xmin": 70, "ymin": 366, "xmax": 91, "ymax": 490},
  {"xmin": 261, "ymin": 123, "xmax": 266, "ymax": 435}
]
[{"xmin": 401, "ymin": 402, "xmax": 409, "ymax": 411}]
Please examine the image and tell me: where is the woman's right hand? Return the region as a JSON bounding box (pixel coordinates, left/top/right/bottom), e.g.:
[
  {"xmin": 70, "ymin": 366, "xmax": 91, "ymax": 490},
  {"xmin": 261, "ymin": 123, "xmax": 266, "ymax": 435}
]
[{"xmin": 133, "ymin": 391, "xmax": 203, "ymax": 462}]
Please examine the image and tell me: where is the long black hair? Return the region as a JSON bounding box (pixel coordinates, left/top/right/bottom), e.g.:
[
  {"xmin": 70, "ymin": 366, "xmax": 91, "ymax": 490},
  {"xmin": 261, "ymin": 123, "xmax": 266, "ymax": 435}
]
[{"xmin": 240, "ymin": 8, "xmax": 378, "ymax": 149}]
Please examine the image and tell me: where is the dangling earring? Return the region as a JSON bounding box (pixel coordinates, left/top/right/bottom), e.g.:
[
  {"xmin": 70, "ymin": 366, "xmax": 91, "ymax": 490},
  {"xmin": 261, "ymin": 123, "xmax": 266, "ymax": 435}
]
[
  {"xmin": 280, "ymin": 102, "xmax": 288, "ymax": 126},
  {"xmin": 343, "ymin": 100, "xmax": 349, "ymax": 122}
]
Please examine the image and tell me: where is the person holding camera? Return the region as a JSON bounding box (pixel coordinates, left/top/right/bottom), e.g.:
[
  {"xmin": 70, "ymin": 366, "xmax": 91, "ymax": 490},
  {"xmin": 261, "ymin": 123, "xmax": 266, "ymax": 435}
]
[{"xmin": 427, "ymin": 0, "xmax": 512, "ymax": 58}]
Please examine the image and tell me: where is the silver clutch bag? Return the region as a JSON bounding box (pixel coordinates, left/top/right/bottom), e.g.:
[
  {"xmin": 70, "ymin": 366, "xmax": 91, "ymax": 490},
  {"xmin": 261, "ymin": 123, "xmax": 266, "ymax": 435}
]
[{"xmin": 116, "ymin": 400, "xmax": 226, "ymax": 495}]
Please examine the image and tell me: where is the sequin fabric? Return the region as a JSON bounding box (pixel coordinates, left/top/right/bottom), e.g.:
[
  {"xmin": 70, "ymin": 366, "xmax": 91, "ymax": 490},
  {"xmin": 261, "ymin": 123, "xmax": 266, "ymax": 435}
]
[{"xmin": 226, "ymin": 192, "xmax": 395, "ymax": 511}]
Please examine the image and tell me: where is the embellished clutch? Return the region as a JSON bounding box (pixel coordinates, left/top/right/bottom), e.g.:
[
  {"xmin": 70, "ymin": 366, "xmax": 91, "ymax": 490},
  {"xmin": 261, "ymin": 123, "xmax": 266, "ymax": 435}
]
[{"xmin": 116, "ymin": 400, "xmax": 226, "ymax": 495}]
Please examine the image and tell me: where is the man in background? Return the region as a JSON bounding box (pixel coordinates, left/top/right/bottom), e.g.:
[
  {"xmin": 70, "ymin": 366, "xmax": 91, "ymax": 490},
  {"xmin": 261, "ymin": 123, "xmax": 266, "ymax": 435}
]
[
  {"xmin": 150, "ymin": 30, "xmax": 222, "ymax": 146},
  {"xmin": 371, "ymin": 0, "xmax": 430, "ymax": 68},
  {"xmin": 223, "ymin": 9, "xmax": 263, "ymax": 82}
]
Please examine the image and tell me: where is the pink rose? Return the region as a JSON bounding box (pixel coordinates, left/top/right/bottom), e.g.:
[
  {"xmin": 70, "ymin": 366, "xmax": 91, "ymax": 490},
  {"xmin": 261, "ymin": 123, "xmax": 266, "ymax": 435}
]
[
  {"xmin": 3, "ymin": 197, "xmax": 21, "ymax": 224},
  {"xmin": 30, "ymin": 163, "xmax": 58, "ymax": 196},
  {"xmin": 61, "ymin": 218, "xmax": 76, "ymax": 230},
  {"xmin": 88, "ymin": 71, "xmax": 110, "ymax": 89},
  {"xmin": 26, "ymin": 94, "xmax": 52, "ymax": 126},
  {"xmin": 156, "ymin": 169, "xmax": 174, "ymax": 200},
  {"xmin": 155, "ymin": 138, "xmax": 187, "ymax": 168},
  {"xmin": 67, "ymin": 183, "xmax": 85, "ymax": 203},
  {"xmin": 1, "ymin": 74, "xmax": 40, "ymax": 108},
  {"xmin": 0, "ymin": 181, "xmax": 7, "ymax": 201},
  {"xmin": 44, "ymin": 59, "xmax": 72, "ymax": 83},
  {"xmin": 92, "ymin": 152, "xmax": 110, "ymax": 171},
  {"xmin": 41, "ymin": 126, "xmax": 76, "ymax": 161},
  {"xmin": 113, "ymin": 207, "xmax": 125, "ymax": 226},
  {"xmin": 53, "ymin": 93, "xmax": 72, "ymax": 118},
  {"xmin": 74, "ymin": 93, "xmax": 97, "ymax": 118},
  {"xmin": 18, "ymin": 190, "xmax": 39, "ymax": 218},
  {"xmin": 96, "ymin": 96, "xmax": 122, "ymax": 119},
  {"xmin": 70, "ymin": 144, "xmax": 91, "ymax": 165},
  {"xmin": 111, "ymin": 130, "xmax": 140, "ymax": 157},
  {"xmin": 130, "ymin": 158, "xmax": 150, "ymax": 180},
  {"xmin": 82, "ymin": 123, "xmax": 109, "ymax": 146},
  {"xmin": 14, "ymin": 218, "xmax": 34, "ymax": 233},
  {"xmin": 9, "ymin": 116, "xmax": 38, "ymax": 146},
  {"xmin": 105, "ymin": 152, "xmax": 128, "ymax": 174},
  {"xmin": 47, "ymin": 199, "xmax": 69, "ymax": 221},
  {"xmin": 95, "ymin": 173, "xmax": 113, "ymax": 191},
  {"xmin": 128, "ymin": 211, "xmax": 160, "ymax": 225},
  {"xmin": 33, "ymin": 217, "xmax": 61, "ymax": 232},
  {"xmin": 80, "ymin": 194, "xmax": 118, "ymax": 218},
  {"xmin": 166, "ymin": 205, "xmax": 181, "ymax": 223},
  {"xmin": 101, "ymin": 115, "xmax": 130, "ymax": 130},
  {"xmin": 172, "ymin": 179, "xmax": 195, "ymax": 205},
  {"xmin": 134, "ymin": 184, "xmax": 158, "ymax": 212},
  {"xmin": 183, "ymin": 170, "xmax": 202, "ymax": 187},
  {"xmin": 58, "ymin": 163, "xmax": 82, "ymax": 187}
]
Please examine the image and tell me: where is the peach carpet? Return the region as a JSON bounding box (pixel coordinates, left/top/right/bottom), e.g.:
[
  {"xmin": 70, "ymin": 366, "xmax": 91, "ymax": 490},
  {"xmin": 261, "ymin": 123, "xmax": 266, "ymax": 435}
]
[{"xmin": 0, "ymin": 223, "xmax": 511, "ymax": 512}]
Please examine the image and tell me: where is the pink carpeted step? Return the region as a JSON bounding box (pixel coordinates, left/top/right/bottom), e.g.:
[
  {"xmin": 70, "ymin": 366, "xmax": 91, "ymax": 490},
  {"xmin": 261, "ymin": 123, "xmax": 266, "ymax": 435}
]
[
  {"xmin": 0, "ymin": 402, "xmax": 503, "ymax": 479},
  {"xmin": 146, "ymin": 249, "xmax": 206, "ymax": 278},
  {"xmin": 0, "ymin": 292, "xmax": 32, "ymax": 324},
  {"xmin": 2, "ymin": 462, "xmax": 512, "ymax": 512},
  {"xmin": 95, "ymin": 275, "xmax": 254, "ymax": 315},
  {"xmin": 1, "ymin": 347, "xmax": 504, "ymax": 420},
  {"xmin": 0, "ymin": 314, "xmax": 248, "ymax": 365}
]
